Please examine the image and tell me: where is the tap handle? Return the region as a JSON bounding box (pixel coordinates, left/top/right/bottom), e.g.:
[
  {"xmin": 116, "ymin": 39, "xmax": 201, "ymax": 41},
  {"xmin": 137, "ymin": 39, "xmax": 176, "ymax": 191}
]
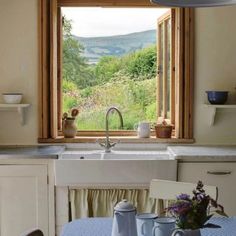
[
  {"xmin": 96, "ymin": 139, "xmax": 106, "ymax": 148},
  {"xmin": 110, "ymin": 142, "xmax": 116, "ymax": 148},
  {"xmin": 110, "ymin": 139, "xmax": 120, "ymax": 148}
]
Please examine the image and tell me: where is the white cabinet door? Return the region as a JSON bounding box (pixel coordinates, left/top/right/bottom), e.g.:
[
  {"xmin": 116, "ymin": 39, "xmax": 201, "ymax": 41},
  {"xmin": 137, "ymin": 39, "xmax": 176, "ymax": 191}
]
[
  {"xmin": 0, "ymin": 165, "xmax": 48, "ymax": 236},
  {"xmin": 178, "ymin": 162, "xmax": 236, "ymax": 216}
]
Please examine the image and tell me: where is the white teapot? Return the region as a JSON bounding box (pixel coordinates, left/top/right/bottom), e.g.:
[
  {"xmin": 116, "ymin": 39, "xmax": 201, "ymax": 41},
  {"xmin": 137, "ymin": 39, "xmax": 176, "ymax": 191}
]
[{"xmin": 112, "ymin": 199, "xmax": 138, "ymax": 236}]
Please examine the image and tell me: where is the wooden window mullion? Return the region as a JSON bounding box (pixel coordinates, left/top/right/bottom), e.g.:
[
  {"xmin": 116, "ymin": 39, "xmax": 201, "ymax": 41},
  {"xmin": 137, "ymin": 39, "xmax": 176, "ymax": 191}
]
[
  {"xmin": 50, "ymin": 0, "xmax": 58, "ymax": 138},
  {"xmin": 170, "ymin": 9, "xmax": 175, "ymax": 126},
  {"xmin": 156, "ymin": 23, "xmax": 161, "ymax": 119},
  {"xmin": 189, "ymin": 9, "xmax": 194, "ymax": 139},
  {"xmin": 175, "ymin": 8, "xmax": 194, "ymax": 139},
  {"xmin": 38, "ymin": 0, "xmax": 50, "ymax": 139},
  {"xmin": 58, "ymin": 0, "xmax": 162, "ymax": 7},
  {"xmin": 163, "ymin": 20, "xmax": 168, "ymax": 119},
  {"xmin": 174, "ymin": 8, "xmax": 184, "ymax": 139},
  {"xmin": 184, "ymin": 9, "xmax": 190, "ymax": 138},
  {"xmin": 183, "ymin": 8, "xmax": 194, "ymax": 139},
  {"xmin": 57, "ymin": 7, "xmax": 63, "ymax": 131}
]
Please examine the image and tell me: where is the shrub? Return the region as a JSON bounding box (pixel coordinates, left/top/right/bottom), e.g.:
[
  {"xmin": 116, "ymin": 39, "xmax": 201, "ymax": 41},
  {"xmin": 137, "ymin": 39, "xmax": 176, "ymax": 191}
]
[{"xmin": 63, "ymin": 94, "xmax": 79, "ymax": 112}]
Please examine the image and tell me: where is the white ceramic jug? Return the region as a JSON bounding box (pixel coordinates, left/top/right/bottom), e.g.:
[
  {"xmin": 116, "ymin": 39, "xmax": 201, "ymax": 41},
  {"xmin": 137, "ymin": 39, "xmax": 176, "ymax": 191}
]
[
  {"xmin": 112, "ymin": 199, "xmax": 138, "ymax": 236},
  {"xmin": 134, "ymin": 122, "xmax": 151, "ymax": 138}
]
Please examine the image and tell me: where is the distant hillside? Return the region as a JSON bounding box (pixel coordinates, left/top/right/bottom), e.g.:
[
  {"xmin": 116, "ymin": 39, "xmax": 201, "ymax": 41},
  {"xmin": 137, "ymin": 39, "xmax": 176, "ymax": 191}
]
[{"xmin": 73, "ymin": 30, "xmax": 156, "ymax": 64}]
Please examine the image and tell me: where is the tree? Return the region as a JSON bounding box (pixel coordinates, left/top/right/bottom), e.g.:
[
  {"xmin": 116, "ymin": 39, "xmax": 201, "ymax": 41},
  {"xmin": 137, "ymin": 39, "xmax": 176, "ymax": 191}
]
[
  {"xmin": 123, "ymin": 45, "xmax": 157, "ymax": 80},
  {"xmin": 63, "ymin": 17, "xmax": 95, "ymax": 89},
  {"xmin": 93, "ymin": 45, "xmax": 157, "ymax": 85},
  {"xmin": 94, "ymin": 56, "xmax": 122, "ymax": 84}
]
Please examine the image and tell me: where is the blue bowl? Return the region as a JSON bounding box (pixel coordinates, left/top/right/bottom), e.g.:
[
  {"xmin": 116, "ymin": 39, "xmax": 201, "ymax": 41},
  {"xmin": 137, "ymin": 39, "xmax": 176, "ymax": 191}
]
[{"xmin": 206, "ymin": 91, "xmax": 228, "ymax": 105}]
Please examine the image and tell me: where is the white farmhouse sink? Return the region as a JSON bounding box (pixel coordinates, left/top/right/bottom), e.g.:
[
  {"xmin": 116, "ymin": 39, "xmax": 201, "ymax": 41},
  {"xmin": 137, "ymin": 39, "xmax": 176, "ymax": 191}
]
[
  {"xmin": 59, "ymin": 150, "xmax": 171, "ymax": 160},
  {"xmin": 102, "ymin": 150, "xmax": 170, "ymax": 160},
  {"xmin": 60, "ymin": 151, "xmax": 101, "ymax": 160},
  {"xmin": 55, "ymin": 150, "xmax": 177, "ymax": 187}
]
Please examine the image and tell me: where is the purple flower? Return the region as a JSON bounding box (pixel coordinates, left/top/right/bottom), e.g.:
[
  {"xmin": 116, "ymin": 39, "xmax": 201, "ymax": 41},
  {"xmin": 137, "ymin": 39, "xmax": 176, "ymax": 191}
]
[
  {"xmin": 177, "ymin": 194, "xmax": 191, "ymax": 201},
  {"xmin": 168, "ymin": 200, "xmax": 192, "ymax": 215}
]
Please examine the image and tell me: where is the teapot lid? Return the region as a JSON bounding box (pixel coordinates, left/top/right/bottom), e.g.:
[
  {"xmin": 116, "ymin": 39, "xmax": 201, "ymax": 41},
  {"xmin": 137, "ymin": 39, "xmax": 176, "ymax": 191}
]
[{"xmin": 114, "ymin": 199, "xmax": 136, "ymax": 212}]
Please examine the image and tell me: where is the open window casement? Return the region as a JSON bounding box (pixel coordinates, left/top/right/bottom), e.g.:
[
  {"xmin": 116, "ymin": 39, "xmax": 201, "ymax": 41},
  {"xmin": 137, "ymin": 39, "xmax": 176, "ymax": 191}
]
[
  {"xmin": 156, "ymin": 10, "xmax": 175, "ymax": 126},
  {"xmin": 156, "ymin": 8, "xmax": 193, "ymax": 139}
]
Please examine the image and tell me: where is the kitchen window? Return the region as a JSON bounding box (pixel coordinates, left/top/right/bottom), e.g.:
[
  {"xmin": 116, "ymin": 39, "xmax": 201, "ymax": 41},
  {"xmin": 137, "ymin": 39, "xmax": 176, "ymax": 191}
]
[{"xmin": 38, "ymin": 0, "xmax": 194, "ymax": 142}]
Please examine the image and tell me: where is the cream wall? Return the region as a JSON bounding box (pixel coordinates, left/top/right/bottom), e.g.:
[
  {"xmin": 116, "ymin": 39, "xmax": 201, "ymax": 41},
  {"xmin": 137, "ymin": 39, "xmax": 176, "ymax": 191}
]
[
  {"xmin": 0, "ymin": 1, "xmax": 235, "ymax": 145},
  {"xmin": 194, "ymin": 6, "xmax": 236, "ymax": 144},
  {"xmin": 0, "ymin": 0, "xmax": 38, "ymax": 144}
]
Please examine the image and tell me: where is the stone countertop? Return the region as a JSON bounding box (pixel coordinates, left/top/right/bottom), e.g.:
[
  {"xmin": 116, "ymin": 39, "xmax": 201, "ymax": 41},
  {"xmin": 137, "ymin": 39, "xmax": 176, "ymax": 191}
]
[
  {"xmin": 0, "ymin": 145, "xmax": 65, "ymax": 159},
  {"xmin": 168, "ymin": 146, "xmax": 236, "ymax": 161},
  {"xmin": 1, "ymin": 145, "xmax": 236, "ymax": 161}
]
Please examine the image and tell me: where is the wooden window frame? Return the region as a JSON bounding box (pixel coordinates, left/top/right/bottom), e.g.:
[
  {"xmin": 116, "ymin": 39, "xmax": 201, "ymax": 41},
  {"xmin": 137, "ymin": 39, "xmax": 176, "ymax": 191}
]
[{"xmin": 38, "ymin": 0, "xmax": 194, "ymax": 143}]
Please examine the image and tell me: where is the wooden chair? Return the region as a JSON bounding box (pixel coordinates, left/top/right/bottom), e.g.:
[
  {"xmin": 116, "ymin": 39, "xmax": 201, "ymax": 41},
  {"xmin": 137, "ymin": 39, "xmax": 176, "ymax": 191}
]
[
  {"xmin": 20, "ymin": 229, "xmax": 44, "ymax": 236},
  {"xmin": 149, "ymin": 179, "xmax": 218, "ymax": 215}
]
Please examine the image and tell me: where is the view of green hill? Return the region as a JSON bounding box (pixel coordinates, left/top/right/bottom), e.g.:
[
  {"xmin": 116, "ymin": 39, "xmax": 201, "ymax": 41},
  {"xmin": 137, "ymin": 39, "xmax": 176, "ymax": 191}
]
[{"xmin": 74, "ymin": 30, "xmax": 156, "ymax": 64}]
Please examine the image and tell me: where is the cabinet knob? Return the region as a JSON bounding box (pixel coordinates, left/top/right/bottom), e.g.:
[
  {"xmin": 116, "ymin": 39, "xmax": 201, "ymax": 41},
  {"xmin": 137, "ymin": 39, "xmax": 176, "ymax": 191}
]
[{"xmin": 207, "ymin": 171, "xmax": 232, "ymax": 175}]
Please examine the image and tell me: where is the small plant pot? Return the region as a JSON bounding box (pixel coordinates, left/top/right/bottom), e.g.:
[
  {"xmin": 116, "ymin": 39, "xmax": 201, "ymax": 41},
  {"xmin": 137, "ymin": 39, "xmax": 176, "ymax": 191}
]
[{"xmin": 155, "ymin": 125, "xmax": 173, "ymax": 138}]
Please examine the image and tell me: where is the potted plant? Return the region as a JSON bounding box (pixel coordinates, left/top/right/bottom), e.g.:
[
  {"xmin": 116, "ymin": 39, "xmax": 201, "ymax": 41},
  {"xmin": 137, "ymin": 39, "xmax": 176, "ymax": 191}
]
[
  {"xmin": 167, "ymin": 181, "xmax": 227, "ymax": 236},
  {"xmin": 154, "ymin": 120, "xmax": 173, "ymax": 138}
]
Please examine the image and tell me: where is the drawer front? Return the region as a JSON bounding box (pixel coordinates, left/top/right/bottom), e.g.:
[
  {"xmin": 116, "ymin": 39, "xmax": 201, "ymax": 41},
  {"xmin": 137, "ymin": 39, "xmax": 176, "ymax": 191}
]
[{"xmin": 178, "ymin": 162, "xmax": 236, "ymax": 216}]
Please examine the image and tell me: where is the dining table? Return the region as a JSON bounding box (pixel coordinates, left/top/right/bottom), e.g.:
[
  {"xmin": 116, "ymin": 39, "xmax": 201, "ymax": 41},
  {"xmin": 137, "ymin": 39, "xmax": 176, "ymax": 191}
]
[{"xmin": 61, "ymin": 216, "xmax": 236, "ymax": 236}]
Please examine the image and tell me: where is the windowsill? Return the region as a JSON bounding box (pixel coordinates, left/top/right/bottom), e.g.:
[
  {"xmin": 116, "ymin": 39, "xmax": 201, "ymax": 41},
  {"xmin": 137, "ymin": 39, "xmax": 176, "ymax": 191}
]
[{"xmin": 38, "ymin": 136, "xmax": 194, "ymax": 144}]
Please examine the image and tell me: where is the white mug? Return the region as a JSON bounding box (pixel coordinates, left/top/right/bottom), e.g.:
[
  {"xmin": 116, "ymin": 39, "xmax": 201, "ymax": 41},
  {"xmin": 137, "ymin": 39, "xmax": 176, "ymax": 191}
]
[
  {"xmin": 136, "ymin": 213, "xmax": 158, "ymax": 236},
  {"xmin": 134, "ymin": 122, "xmax": 151, "ymax": 138},
  {"xmin": 152, "ymin": 217, "xmax": 176, "ymax": 236}
]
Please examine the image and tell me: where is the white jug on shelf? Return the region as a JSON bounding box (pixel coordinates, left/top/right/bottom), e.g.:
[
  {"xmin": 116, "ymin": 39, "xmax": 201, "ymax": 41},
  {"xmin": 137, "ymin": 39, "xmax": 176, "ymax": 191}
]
[{"xmin": 112, "ymin": 199, "xmax": 138, "ymax": 236}]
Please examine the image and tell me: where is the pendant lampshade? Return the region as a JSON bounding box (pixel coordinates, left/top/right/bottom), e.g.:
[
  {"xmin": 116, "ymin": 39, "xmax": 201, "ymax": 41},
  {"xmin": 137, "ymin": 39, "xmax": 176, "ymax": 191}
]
[{"xmin": 150, "ymin": 0, "xmax": 236, "ymax": 7}]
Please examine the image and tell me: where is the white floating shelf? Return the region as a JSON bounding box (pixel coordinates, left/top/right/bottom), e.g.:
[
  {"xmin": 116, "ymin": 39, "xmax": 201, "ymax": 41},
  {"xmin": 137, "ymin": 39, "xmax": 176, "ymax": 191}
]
[
  {"xmin": 204, "ymin": 104, "xmax": 236, "ymax": 126},
  {"xmin": 0, "ymin": 104, "xmax": 31, "ymax": 125}
]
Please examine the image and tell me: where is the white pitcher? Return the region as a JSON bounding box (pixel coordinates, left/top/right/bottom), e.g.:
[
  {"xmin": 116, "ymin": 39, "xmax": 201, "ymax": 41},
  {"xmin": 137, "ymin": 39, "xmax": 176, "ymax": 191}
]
[
  {"xmin": 134, "ymin": 122, "xmax": 151, "ymax": 138},
  {"xmin": 112, "ymin": 200, "xmax": 138, "ymax": 236}
]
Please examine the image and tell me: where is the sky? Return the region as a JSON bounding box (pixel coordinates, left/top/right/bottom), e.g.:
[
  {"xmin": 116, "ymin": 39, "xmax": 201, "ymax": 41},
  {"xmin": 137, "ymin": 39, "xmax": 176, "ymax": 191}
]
[{"xmin": 62, "ymin": 7, "xmax": 169, "ymax": 37}]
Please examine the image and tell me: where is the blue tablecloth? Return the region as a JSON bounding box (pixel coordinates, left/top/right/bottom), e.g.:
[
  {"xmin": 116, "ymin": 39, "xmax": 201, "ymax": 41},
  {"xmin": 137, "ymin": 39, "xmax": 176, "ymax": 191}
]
[{"xmin": 61, "ymin": 217, "xmax": 236, "ymax": 236}]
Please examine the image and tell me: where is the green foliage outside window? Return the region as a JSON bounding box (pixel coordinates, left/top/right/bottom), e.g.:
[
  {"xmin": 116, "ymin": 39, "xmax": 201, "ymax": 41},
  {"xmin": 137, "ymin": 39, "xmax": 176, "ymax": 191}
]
[{"xmin": 62, "ymin": 17, "xmax": 157, "ymax": 130}]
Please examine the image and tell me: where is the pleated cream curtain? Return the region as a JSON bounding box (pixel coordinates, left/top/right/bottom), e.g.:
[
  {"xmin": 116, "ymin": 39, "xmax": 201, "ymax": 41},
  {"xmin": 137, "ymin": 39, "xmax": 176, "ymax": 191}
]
[{"xmin": 70, "ymin": 189, "xmax": 163, "ymax": 219}]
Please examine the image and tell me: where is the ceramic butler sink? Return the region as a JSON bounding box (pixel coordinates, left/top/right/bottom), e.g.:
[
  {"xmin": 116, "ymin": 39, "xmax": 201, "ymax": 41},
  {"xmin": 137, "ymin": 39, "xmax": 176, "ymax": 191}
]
[
  {"xmin": 59, "ymin": 150, "xmax": 171, "ymax": 160},
  {"xmin": 60, "ymin": 150, "xmax": 101, "ymax": 160},
  {"xmin": 102, "ymin": 150, "xmax": 170, "ymax": 160},
  {"xmin": 55, "ymin": 150, "xmax": 177, "ymax": 186}
]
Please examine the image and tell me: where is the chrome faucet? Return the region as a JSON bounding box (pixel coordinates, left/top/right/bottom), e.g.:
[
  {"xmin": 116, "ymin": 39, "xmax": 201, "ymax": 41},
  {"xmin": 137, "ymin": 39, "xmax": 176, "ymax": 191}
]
[{"xmin": 97, "ymin": 106, "xmax": 124, "ymax": 153}]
